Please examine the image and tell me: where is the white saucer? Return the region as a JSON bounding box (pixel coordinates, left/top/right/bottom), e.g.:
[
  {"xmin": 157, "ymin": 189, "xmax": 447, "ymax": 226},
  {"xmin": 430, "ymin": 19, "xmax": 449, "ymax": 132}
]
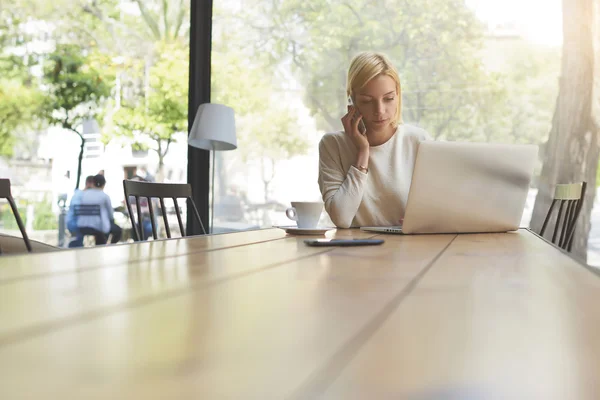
[{"xmin": 273, "ymin": 225, "xmax": 335, "ymax": 235}]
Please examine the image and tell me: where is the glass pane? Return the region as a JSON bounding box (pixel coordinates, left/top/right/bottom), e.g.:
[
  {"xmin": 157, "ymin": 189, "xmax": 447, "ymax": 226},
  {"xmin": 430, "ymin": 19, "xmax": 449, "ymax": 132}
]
[
  {"xmin": 0, "ymin": 1, "xmax": 190, "ymax": 248},
  {"xmin": 213, "ymin": 0, "xmax": 598, "ymax": 265}
]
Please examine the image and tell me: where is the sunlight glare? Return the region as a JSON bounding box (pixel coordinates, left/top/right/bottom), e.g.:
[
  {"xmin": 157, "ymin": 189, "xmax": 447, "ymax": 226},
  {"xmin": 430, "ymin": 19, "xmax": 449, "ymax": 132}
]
[{"xmin": 466, "ymin": 0, "xmax": 563, "ymax": 47}]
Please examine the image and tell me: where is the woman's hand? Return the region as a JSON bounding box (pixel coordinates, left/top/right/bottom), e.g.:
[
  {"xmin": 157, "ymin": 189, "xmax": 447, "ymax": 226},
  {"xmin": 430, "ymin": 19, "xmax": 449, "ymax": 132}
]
[{"xmin": 342, "ymin": 106, "xmax": 369, "ymax": 153}]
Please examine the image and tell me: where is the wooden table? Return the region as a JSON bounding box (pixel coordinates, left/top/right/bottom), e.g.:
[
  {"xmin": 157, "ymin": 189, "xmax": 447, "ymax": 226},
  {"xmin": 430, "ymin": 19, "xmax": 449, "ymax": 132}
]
[{"xmin": 1, "ymin": 228, "xmax": 599, "ymax": 399}]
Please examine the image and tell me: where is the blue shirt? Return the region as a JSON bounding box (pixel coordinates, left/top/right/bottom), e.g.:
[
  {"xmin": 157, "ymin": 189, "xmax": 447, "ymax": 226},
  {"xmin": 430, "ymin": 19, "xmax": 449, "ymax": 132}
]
[
  {"xmin": 77, "ymin": 189, "xmax": 114, "ymax": 233},
  {"xmin": 66, "ymin": 189, "xmax": 84, "ymax": 227}
]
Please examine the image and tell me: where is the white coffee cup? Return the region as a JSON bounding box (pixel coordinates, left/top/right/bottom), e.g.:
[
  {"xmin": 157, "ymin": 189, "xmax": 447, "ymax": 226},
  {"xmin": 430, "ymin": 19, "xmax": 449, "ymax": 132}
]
[{"xmin": 285, "ymin": 201, "xmax": 323, "ymax": 229}]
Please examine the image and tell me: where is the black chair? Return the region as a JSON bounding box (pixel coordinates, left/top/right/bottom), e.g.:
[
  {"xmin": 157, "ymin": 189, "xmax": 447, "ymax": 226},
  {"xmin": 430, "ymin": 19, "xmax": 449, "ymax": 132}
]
[
  {"xmin": 74, "ymin": 204, "xmax": 109, "ymax": 245},
  {"xmin": 74, "ymin": 204, "xmax": 101, "ymax": 218},
  {"xmin": 540, "ymin": 181, "xmax": 586, "ymax": 251},
  {"xmin": 0, "ymin": 179, "xmax": 32, "ymax": 253},
  {"xmin": 123, "ymin": 180, "xmax": 206, "ymax": 241}
]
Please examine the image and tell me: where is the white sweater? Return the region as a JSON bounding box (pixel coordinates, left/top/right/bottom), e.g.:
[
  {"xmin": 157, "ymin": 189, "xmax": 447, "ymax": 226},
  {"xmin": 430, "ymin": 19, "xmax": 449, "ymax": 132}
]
[{"xmin": 318, "ymin": 124, "xmax": 431, "ymax": 228}]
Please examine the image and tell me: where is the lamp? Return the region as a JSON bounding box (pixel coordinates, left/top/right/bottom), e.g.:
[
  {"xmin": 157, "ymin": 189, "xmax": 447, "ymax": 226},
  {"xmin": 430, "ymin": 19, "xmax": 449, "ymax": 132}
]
[{"xmin": 188, "ymin": 103, "xmax": 237, "ymax": 233}]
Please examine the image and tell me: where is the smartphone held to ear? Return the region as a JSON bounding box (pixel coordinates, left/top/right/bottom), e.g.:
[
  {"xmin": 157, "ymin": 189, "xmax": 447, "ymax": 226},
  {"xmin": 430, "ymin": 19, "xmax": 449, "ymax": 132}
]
[{"xmin": 348, "ymin": 96, "xmax": 367, "ymax": 134}]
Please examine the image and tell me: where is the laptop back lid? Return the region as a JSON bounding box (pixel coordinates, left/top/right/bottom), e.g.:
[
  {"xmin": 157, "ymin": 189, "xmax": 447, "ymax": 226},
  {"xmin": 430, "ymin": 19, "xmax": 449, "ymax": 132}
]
[{"xmin": 402, "ymin": 141, "xmax": 538, "ymax": 234}]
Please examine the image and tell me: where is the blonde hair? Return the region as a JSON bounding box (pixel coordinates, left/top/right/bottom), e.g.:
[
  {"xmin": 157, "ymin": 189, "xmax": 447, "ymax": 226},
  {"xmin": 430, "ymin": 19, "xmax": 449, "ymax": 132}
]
[{"xmin": 346, "ymin": 52, "xmax": 403, "ymax": 126}]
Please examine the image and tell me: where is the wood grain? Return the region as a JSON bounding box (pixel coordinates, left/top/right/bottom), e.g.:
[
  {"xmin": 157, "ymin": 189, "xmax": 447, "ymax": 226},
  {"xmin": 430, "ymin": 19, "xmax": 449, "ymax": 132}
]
[
  {"xmin": 2, "ymin": 229, "xmax": 594, "ymax": 399},
  {"xmin": 0, "ymin": 229, "xmax": 377, "ymax": 341},
  {"xmin": 0, "ymin": 231, "xmax": 454, "ymax": 399},
  {"xmin": 319, "ymin": 230, "xmax": 600, "ymax": 400},
  {"xmin": 0, "ymin": 229, "xmax": 287, "ymax": 283}
]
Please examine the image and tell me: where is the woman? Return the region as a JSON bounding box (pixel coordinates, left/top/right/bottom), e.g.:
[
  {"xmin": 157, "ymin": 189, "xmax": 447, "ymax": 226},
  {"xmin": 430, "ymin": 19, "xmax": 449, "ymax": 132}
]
[
  {"xmin": 78, "ymin": 174, "xmax": 122, "ymax": 245},
  {"xmin": 318, "ymin": 52, "xmax": 431, "ymax": 228}
]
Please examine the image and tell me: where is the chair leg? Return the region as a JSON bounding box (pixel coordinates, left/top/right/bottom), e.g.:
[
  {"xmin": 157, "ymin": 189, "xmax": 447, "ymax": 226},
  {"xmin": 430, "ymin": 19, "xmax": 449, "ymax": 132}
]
[
  {"xmin": 124, "ymin": 195, "xmax": 140, "ymax": 242},
  {"xmin": 565, "ymin": 182, "xmax": 587, "ymax": 252},
  {"xmin": 147, "ymin": 197, "xmax": 158, "ymax": 240},
  {"xmin": 551, "ymin": 201, "xmax": 565, "ymax": 245},
  {"xmin": 8, "ymin": 196, "xmax": 32, "ymax": 252},
  {"xmin": 189, "ymin": 197, "xmax": 207, "ymax": 235},
  {"xmin": 159, "ymin": 198, "xmax": 171, "ymax": 238},
  {"xmin": 540, "ymin": 199, "xmax": 557, "ymax": 237},
  {"xmin": 174, "ymin": 199, "xmax": 186, "ymax": 237},
  {"xmin": 559, "ymin": 201, "xmax": 575, "ymax": 249}
]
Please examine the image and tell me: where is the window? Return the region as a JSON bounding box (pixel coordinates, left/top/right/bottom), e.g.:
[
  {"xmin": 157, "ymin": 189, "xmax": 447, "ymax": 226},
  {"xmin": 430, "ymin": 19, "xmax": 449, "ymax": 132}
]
[
  {"xmin": 211, "ymin": 1, "xmax": 600, "ymax": 265},
  {"xmin": 0, "ymin": 1, "xmax": 190, "ymax": 245}
]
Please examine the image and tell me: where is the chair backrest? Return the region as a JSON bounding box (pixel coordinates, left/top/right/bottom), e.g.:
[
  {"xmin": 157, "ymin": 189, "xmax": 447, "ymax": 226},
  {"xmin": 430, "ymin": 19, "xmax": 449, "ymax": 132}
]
[
  {"xmin": 0, "ymin": 179, "xmax": 32, "ymax": 253},
  {"xmin": 122, "ymin": 180, "xmax": 206, "ymax": 241},
  {"xmin": 73, "ymin": 204, "xmax": 101, "ymax": 217},
  {"xmin": 540, "ymin": 181, "xmax": 586, "ymax": 251}
]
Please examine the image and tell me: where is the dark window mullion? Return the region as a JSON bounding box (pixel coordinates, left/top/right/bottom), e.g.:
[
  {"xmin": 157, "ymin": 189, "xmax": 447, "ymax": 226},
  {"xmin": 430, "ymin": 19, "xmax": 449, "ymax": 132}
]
[{"xmin": 187, "ymin": 0, "xmax": 213, "ymax": 235}]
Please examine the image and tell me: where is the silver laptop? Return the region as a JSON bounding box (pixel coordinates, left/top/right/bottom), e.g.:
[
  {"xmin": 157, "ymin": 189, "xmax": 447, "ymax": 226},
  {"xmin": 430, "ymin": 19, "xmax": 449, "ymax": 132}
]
[{"xmin": 361, "ymin": 141, "xmax": 538, "ymax": 234}]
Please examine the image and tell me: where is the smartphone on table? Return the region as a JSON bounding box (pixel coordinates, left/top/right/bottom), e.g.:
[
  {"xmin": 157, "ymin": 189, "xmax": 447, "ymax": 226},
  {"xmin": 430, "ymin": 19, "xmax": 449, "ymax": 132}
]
[
  {"xmin": 348, "ymin": 96, "xmax": 367, "ymax": 134},
  {"xmin": 304, "ymin": 238, "xmax": 384, "ymax": 247}
]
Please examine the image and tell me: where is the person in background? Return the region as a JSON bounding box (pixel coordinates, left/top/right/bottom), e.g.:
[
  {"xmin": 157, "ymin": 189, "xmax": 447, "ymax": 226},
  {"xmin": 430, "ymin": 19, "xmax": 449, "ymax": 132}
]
[
  {"xmin": 78, "ymin": 174, "xmax": 122, "ymax": 245},
  {"xmin": 66, "ymin": 175, "xmax": 94, "ymax": 248}
]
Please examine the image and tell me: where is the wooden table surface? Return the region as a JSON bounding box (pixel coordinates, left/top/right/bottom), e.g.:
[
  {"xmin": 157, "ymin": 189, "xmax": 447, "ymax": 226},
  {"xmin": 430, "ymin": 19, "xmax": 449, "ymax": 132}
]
[{"xmin": 1, "ymin": 228, "xmax": 599, "ymax": 399}]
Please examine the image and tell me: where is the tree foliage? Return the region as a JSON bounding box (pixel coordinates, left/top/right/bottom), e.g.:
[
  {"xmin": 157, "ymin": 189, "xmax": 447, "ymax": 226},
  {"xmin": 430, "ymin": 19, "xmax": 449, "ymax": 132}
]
[
  {"xmin": 110, "ymin": 41, "xmax": 188, "ymax": 178},
  {"xmin": 212, "ymin": 28, "xmax": 310, "ymax": 199},
  {"xmin": 238, "ymin": 0, "xmax": 486, "ymax": 136},
  {"xmin": 0, "ymin": 2, "xmax": 46, "ymax": 156},
  {"xmin": 231, "ymin": 0, "xmax": 559, "ymax": 149},
  {"xmin": 1, "ymin": 0, "xmax": 569, "ymax": 223},
  {"xmin": 41, "ymin": 44, "xmax": 110, "ymax": 189}
]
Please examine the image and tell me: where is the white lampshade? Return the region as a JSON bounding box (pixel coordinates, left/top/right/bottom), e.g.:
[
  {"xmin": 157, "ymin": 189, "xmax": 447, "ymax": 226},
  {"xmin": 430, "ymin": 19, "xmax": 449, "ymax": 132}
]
[{"xmin": 188, "ymin": 103, "xmax": 237, "ymax": 151}]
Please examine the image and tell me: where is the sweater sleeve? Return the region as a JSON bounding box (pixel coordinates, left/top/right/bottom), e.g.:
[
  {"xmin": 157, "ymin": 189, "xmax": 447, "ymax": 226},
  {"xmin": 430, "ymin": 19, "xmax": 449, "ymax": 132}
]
[{"xmin": 318, "ymin": 136, "xmax": 368, "ymax": 228}]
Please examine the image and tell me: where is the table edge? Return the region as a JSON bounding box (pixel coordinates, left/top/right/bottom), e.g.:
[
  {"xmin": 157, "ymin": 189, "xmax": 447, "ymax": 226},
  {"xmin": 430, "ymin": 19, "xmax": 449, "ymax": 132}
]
[{"xmin": 524, "ymin": 228, "xmax": 600, "ymax": 279}]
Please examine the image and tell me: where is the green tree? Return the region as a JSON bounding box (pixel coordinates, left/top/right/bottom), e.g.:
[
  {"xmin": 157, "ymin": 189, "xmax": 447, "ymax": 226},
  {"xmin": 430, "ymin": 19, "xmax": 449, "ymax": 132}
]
[
  {"xmin": 480, "ymin": 38, "xmax": 561, "ymax": 146},
  {"xmin": 41, "ymin": 44, "xmax": 110, "ymax": 189},
  {"xmin": 67, "ymin": 0, "xmax": 192, "ymax": 181},
  {"xmin": 238, "ymin": 106, "xmax": 310, "ymax": 202},
  {"xmin": 212, "ymin": 30, "xmax": 310, "ymax": 201},
  {"xmin": 0, "ymin": 81, "xmax": 43, "ymax": 157},
  {"xmin": 110, "ymin": 41, "xmax": 187, "ymax": 180},
  {"xmin": 237, "ymin": 0, "xmax": 502, "ymax": 141},
  {"xmin": 33, "ymin": 200, "xmax": 58, "ymax": 230},
  {"xmin": 0, "ymin": 2, "xmax": 46, "ymax": 157}
]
